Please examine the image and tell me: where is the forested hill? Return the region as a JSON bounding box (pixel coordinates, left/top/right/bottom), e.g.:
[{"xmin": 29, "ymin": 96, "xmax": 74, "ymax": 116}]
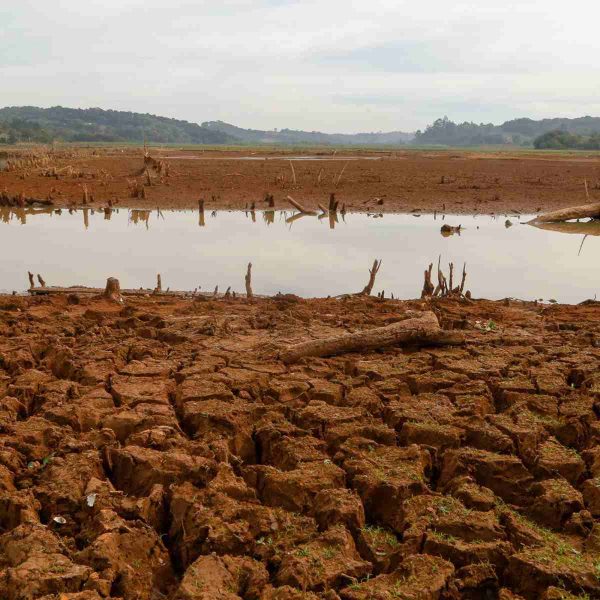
[
  {"xmin": 200, "ymin": 120, "xmax": 414, "ymax": 146},
  {"xmin": 0, "ymin": 106, "xmax": 414, "ymax": 146},
  {"xmin": 0, "ymin": 106, "xmax": 237, "ymax": 144},
  {"xmin": 414, "ymin": 116, "xmax": 600, "ymax": 147}
]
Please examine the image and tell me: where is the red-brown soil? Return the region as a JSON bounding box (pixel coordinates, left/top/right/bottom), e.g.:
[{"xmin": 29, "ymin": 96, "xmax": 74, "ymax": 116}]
[
  {"xmin": 0, "ymin": 291, "xmax": 599, "ymax": 598},
  {"xmin": 2, "ymin": 146, "xmax": 600, "ymax": 214}
]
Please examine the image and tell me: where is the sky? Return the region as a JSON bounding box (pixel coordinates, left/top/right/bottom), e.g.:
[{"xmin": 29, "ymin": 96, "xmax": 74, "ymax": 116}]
[{"xmin": 1, "ymin": 0, "xmax": 599, "ymax": 133}]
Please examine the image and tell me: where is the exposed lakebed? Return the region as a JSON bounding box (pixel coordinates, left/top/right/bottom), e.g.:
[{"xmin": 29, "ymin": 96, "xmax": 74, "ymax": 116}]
[{"xmin": 1, "ymin": 208, "xmax": 598, "ymax": 302}]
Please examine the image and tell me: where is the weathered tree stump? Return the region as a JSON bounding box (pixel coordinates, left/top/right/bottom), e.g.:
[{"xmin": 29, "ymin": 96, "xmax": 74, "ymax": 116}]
[
  {"xmin": 103, "ymin": 277, "xmax": 123, "ymax": 302},
  {"xmin": 37, "ymin": 274, "xmax": 46, "ymax": 288},
  {"xmin": 245, "ymin": 263, "xmax": 253, "ymax": 300},
  {"xmin": 359, "ymin": 259, "xmax": 382, "ymax": 296},
  {"xmin": 27, "ymin": 271, "xmax": 35, "ymax": 289}
]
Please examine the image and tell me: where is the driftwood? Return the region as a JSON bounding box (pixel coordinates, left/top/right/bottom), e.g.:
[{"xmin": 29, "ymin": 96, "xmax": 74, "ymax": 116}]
[
  {"xmin": 529, "ymin": 220, "xmax": 600, "ymax": 237},
  {"xmin": 286, "ymin": 195, "xmax": 316, "ymax": 215},
  {"xmin": 529, "ymin": 202, "xmax": 600, "ymax": 224},
  {"xmin": 37, "ymin": 274, "xmax": 46, "ymax": 288},
  {"xmin": 28, "ymin": 272, "xmax": 35, "ymax": 289},
  {"xmin": 359, "ymin": 260, "xmax": 382, "ymax": 296},
  {"xmin": 279, "ymin": 311, "xmax": 463, "ymax": 364},
  {"xmin": 245, "ymin": 263, "xmax": 253, "ymax": 300},
  {"xmin": 103, "ymin": 277, "xmax": 123, "ymax": 302}
]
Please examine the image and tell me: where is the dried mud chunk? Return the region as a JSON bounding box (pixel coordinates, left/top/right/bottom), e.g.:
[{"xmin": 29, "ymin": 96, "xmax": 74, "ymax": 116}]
[
  {"xmin": 6, "ymin": 417, "xmax": 66, "ymax": 462},
  {"xmin": 339, "ymin": 554, "xmax": 454, "ymax": 600},
  {"xmin": 434, "ymin": 356, "xmax": 495, "ymax": 379},
  {"xmin": 339, "ymin": 441, "xmax": 430, "ymax": 531},
  {"xmin": 0, "ymin": 524, "xmax": 91, "ymax": 599},
  {"xmin": 76, "ymin": 512, "xmax": 174, "ymax": 600},
  {"xmin": 41, "ymin": 387, "xmax": 114, "ymax": 432},
  {"xmin": 7, "ymin": 369, "xmax": 52, "ymax": 404},
  {"xmin": 5, "ymin": 552, "xmax": 92, "ymax": 600},
  {"xmin": 399, "ymin": 421, "xmax": 464, "ymax": 450},
  {"xmin": 493, "ymin": 377, "xmax": 537, "ymax": 399},
  {"xmin": 355, "ymin": 524, "xmax": 402, "ymax": 574},
  {"xmin": 342, "ymin": 386, "xmax": 382, "ymax": 414},
  {"xmin": 175, "ymin": 354, "xmax": 227, "ymax": 380},
  {"xmin": 505, "ymin": 543, "xmax": 600, "ymax": 599},
  {"xmin": 179, "ymin": 397, "xmax": 264, "ymax": 461},
  {"xmin": 34, "ymin": 450, "xmax": 105, "ymax": 519},
  {"xmin": 323, "ymin": 421, "xmax": 396, "ymax": 454},
  {"xmin": 423, "ymin": 531, "xmax": 511, "ymax": 570},
  {"xmin": 383, "ymin": 393, "xmax": 456, "ymax": 431},
  {"xmin": 313, "ymin": 488, "xmax": 365, "ymax": 532},
  {"xmin": 503, "ymin": 392, "xmax": 559, "ymax": 416},
  {"xmin": 259, "ymin": 586, "xmax": 321, "ymax": 600},
  {"xmin": 109, "ymin": 374, "xmax": 171, "ymax": 408},
  {"xmin": 219, "ymin": 367, "xmax": 269, "ymax": 397},
  {"xmin": 406, "ymin": 369, "xmax": 469, "ymax": 394},
  {"xmin": 107, "ymin": 445, "xmax": 215, "ymax": 496},
  {"xmin": 460, "ymin": 416, "xmax": 515, "ymax": 454},
  {"xmin": 490, "ymin": 410, "xmax": 548, "ymax": 465},
  {"xmin": 453, "ymin": 562, "xmax": 499, "ymax": 598},
  {"xmin": 307, "ymin": 379, "xmax": 345, "ymax": 405},
  {"xmin": 527, "ymin": 478, "xmax": 584, "ymax": 528},
  {"xmin": 264, "ymin": 378, "xmax": 311, "ymax": 406},
  {"xmin": 582, "ymin": 477, "xmax": 600, "ymax": 517},
  {"xmin": 276, "ymin": 525, "xmax": 371, "ymax": 592},
  {"xmin": 439, "ymin": 448, "xmax": 533, "ymax": 505},
  {"xmin": 446, "ymin": 477, "xmax": 496, "ymax": 511},
  {"xmin": 294, "ymin": 401, "xmax": 366, "ymax": 437},
  {"xmin": 117, "ymin": 358, "xmax": 174, "ymax": 378},
  {"xmin": 250, "ymin": 462, "xmax": 346, "ymax": 514},
  {"xmin": 174, "ymin": 554, "xmax": 269, "ymax": 600},
  {"xmin": 535, "ymin": 438, "xmax": 585, "ymax": 484},
  {"xmin": 169, "ymin": 471, "xmax": 318, "ymax": 568},
  {"xmin": 175, "ymin": 376, "xmax": 234, "ymax": 407},
  {"xmin": 0, "ymin": 489, "xmax": 41, "ymax": 531},
  {"xmin": 102, "ymin": 403, "xmax": 178, "ymax": 442}
]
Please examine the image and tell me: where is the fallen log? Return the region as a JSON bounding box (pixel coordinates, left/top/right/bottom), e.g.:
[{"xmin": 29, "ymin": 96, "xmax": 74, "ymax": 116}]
[
  {"xmin": 529, "ymin": 220, "xmax": 600, "ymax": 236},
  {"xmin": 286, "ymin": 195, "xmax": 316, "ymax": 215},
  {"xmin": 279, "ymin": 311, "xmax": 463, "ymax": 364},
  {"xmin": 528, "ymin": 202, "xmax": 600, "ymax": 224}
]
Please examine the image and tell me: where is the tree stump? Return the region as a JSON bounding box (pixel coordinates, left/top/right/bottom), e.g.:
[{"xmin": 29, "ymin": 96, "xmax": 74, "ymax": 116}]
[{"xmin": 103, "ymin": 277, "xmax": 123, "ymax": 302}]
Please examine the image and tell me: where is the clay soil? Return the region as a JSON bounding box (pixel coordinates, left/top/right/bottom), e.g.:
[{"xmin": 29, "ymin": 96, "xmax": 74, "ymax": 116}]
[
  {"xmin": 0, "ymin": 290, "xmax": 599, "ymax": 599},
  {"xmin": 2, "ymin": 146, "xmax": 600, "ymax": 214}
]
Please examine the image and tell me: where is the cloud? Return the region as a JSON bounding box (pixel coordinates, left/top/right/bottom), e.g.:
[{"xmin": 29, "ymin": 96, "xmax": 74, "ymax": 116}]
[{"xmin": 1, "ymin": 0, "xmax": 599, "ymax": 131}]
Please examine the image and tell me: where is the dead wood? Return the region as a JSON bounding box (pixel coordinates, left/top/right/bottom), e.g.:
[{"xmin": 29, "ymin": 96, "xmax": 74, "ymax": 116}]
[
  {"xmin": 103, "ymin": 277, "xmax": 123, "ymax": 302},
  {"xmin": 529, "ymin": 201, "xmax": 600, "ymax": 224},
  {"xmin": 27, "ymin": 272, "xmax": 35, "ymax": 289},
  {"xmin": 154, "ymin": 274, "xmax": 162, "ymax": 294},
  {"xmin": 279, "ymin": 311, "xmax": 464, "ymax": 364},
  {"xmin": 245, "ymin": 263, "xmax": 253, "ymax": 300},
  {"xmin": 421, "ymin": 263, "xmax": 434, "ymax": 297},
  {"xmin": 286, "ymin": 195, "xmax": 316, "ymax": 215},
  {"xmin": 359, "ymin": 259, "xmax": 382, "ymax": 296},
  {"xmin": 37, "ymin": 274, "xmax": 46, "ymax": 288}
]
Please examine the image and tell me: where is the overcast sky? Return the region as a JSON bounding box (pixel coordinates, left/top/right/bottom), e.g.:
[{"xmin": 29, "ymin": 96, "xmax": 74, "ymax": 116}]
[{"xmin": 2, "ymin": 0, "xmax": 599, "ymax": 133}]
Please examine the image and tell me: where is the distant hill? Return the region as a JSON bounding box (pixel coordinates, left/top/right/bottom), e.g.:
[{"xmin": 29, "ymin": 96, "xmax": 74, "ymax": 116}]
[
  {"xmin": 414, "ymin": 115, "xmax": 600, "ymax": 147},
  {"xmin": 201, "ymin": 120, "xmax": 414, "ymax": 146},
  {"xmin": 0, "ymin": 106, "xmax": 237, "ymax": 144}
]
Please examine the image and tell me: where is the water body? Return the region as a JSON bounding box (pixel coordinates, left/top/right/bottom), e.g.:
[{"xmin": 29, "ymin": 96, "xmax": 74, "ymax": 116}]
[{"xmin": 0, "ymin": 208, "xmax": 597, "ymax": 303}]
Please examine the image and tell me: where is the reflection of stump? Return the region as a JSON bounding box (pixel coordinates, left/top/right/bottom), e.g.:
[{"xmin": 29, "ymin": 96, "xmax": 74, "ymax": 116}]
[{"xmin": 103, "ymin": 277, "xmax": 123, "ymax": 302}]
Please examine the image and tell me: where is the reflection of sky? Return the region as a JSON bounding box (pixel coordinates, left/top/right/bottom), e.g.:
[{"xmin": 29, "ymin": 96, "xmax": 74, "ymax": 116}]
[{"xmin": 0, "ymin": 210, "xmax": 598, "ymax": 303}]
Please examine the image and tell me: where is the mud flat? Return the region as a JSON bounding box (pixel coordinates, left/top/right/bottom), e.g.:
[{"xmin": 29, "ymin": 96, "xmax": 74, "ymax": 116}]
[
  {"xmin": 0, "ymin": 290, "xmax": 599, "ymax": 598},
  {"xmin": 2, "ymin": 146, "xmax": 600, "ymax": 213}
]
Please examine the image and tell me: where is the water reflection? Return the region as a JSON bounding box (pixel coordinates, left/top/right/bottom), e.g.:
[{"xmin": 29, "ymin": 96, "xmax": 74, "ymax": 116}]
[{"xmin": 0, "ymin": 208, "xmax": 598, "ymax": 302}]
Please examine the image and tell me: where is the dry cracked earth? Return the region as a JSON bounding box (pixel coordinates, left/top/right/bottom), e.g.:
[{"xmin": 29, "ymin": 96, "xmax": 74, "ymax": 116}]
[{"xmin": 0, "ymin": 293, "xmax": 599, "ymax": 600}]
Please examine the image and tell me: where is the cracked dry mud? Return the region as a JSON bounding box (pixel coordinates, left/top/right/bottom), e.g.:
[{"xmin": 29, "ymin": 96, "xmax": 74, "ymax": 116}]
[{"xmin": 0, "ymin": 292, "xmax": 599, "ymax": 599}]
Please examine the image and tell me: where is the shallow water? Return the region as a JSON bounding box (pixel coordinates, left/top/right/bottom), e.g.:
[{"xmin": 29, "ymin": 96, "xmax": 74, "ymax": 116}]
[
  {"xmin": 162, "ymin": 155, "xmax": 382, "ymax": 161},
  {"xmin": 0, "ymin": 208, "xmax": 598, "ymax": 303}
]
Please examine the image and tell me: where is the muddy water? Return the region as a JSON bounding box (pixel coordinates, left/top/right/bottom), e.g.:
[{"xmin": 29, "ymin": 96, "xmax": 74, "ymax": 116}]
[{"xmin": 0, "ymin": 208, "xmax": 598, "ymax": 302}]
